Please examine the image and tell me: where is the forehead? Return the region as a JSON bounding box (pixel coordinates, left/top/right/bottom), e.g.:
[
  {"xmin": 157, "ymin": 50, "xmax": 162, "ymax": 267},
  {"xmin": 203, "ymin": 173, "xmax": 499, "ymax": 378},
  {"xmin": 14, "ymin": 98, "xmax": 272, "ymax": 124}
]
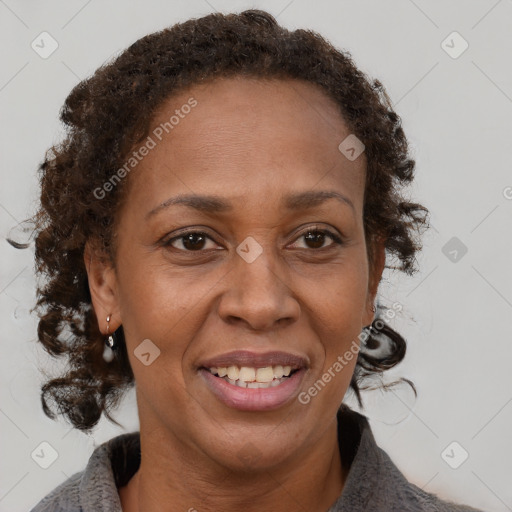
[{"xmin": 125, "ymin": 77, "xmax": 366, "ymax": 213}]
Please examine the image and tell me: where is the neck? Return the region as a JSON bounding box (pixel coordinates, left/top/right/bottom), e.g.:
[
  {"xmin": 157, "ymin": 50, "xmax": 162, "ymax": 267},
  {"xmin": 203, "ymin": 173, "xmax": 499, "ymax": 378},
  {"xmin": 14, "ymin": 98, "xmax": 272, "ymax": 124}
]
[{"xmin": 119, "ymin": 416, "xmax": 346, "ymax": 512}]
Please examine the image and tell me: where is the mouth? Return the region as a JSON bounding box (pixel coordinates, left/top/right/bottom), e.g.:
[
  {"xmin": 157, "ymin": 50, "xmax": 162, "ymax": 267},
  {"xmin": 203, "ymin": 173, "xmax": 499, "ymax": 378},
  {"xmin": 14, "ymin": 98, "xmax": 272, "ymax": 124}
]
[{"xmin": 198, "ymin": 350, "xmax": 308, "ymax": 411}]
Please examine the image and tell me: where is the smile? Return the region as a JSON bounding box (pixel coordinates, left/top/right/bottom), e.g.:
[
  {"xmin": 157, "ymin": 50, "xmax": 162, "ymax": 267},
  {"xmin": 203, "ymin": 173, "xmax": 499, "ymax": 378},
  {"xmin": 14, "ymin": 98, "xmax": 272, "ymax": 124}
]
[
  {"xmin": 200, "ymin": 367, "xmax": 306, "ymax": 411},
  {"xmin": 207, "ymin": 365, "xmax": 297, "ymax": 389}
]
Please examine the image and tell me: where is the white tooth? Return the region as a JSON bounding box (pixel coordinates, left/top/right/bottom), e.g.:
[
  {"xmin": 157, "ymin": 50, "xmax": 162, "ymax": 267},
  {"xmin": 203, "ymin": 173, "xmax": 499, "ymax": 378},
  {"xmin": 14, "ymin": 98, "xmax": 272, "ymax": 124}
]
[
  {"xmin": 238, "ymin": 367, "xmax": 256, "ymax": 382},
  {"xmin": 270, "ymin": 379, "xmax": 282, "ymax": 387},
  {"xmin": 227, "ymin": 366, "xmax": 239, "ymax": 380},
  {"xmin": 273, "ymin": 365, "xmax": 284, "ymax": 379},
  {"xmin": 226, "ymin": 378, "xmax": 236, "ymax": 385},
  {"xmin": 256, "ymin": 367, "xmax": 274, "ymax": 383},
  {"xmin": 209, "ymin": 367, "xmax": 218, "ymax": 375},
  {"xmin": 236, "ymin": 380, "xmax": 247, "ymax": 388},
  {"xmin": 247, "ymin": 382, "xmax": 259, "ymax": 388},
  {"xmin": 283, "ymin": 365, "xmax": 292, "ymax": 377},
  {"xmin": 217, "ymin": 367, "xmax": 228, "ymax": 377},
  {"xmin": 257, "ymin": 382, "xmax": 272, "ymax": 389}
]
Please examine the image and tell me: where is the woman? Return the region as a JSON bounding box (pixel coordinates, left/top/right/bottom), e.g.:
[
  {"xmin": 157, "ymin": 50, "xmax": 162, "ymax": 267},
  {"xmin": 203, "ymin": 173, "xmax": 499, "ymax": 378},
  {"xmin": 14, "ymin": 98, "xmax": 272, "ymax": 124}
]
[{"xmin": 15, "ymin": 9, "xmax": 482, "ymax": 512}]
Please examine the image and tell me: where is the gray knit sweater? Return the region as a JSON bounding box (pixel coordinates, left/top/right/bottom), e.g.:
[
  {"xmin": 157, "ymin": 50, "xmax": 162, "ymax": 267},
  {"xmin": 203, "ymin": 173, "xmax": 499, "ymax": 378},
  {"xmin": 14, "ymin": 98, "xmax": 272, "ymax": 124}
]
[{"xmin": 30, "ymin": 405, "xmax": 483, "ymax": 511}]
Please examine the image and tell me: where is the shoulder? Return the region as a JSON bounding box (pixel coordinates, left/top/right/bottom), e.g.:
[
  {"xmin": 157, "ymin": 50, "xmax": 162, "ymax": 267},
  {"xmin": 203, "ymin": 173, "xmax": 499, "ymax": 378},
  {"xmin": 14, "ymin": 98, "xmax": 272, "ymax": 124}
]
[
  {"xmin": 30, "ymin": 432, "xmax": 140, "ymax": 512},
  {"xmin": 29, "ymin": 471, "xmax": 83, "ymax": 512},
  {"xmin": 332, "ymin": 406, "xmax": 484, "ymax": 512},
  {"xmin": 375, "ymin": 446, "xmax": 484, "ymax": 512}
]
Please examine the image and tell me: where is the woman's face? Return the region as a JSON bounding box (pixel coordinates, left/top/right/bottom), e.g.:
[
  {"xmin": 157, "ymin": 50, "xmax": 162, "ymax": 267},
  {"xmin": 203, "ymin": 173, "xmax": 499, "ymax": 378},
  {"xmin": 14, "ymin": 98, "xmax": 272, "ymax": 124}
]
[{"xmin": 89, "ymin": 76, "xmax": 384, "ymax": 470}]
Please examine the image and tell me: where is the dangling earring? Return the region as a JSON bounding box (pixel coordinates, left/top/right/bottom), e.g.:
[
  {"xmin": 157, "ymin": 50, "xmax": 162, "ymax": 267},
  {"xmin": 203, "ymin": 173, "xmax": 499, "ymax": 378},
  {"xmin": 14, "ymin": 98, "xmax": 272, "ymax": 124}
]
[
  {"xmin": 364, "ymin": 304, "xmax": 377, "ymax": 329},
  {"xmin": 361, "ymin": 304, "xmax": 377, "ymax": 349},
  {"xmin": 103, "ymin": 314, "xmax": 116, "ymax": 363}
]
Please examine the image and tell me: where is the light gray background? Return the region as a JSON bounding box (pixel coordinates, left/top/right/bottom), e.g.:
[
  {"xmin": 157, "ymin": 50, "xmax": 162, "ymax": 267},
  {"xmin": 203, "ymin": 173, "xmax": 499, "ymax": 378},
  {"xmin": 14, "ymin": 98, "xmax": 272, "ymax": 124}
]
[{"xmin": 1, "ymin": 0, "xmax": 511, "ymax": 511}]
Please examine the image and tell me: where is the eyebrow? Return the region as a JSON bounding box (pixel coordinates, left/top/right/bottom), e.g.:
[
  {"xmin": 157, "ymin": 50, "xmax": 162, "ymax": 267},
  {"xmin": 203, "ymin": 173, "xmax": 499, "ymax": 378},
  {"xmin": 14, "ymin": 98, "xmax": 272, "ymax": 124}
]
[{"xmin": 146, "ymin": 190, "xmax": 355, "ymax": 220}]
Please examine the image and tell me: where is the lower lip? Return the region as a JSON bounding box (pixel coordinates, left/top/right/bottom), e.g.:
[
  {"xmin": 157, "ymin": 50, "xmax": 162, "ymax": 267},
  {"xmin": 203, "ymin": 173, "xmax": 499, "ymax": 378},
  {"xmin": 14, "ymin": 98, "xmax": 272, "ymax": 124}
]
[{"xmin": 200, "ymin": 368, "xmax": 306, "ymax": 411}]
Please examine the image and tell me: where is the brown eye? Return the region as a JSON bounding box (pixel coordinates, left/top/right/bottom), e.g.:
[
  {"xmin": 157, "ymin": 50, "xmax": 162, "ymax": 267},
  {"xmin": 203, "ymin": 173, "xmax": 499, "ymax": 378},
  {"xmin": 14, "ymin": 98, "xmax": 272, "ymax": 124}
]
[
  {"xmin": 292, "ymin": 229, "xmax": 343, "ymax": 250},
  {"xmin": 164, "ymin": 231, "xmax": 219, "ymax": 252}
]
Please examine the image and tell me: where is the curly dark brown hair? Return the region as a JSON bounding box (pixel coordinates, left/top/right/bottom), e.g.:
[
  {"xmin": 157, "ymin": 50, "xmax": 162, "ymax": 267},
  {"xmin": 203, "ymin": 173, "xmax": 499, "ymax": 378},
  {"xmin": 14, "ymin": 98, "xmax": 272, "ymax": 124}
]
[{"xmin": 8, "ymin": 9, "xmax": 429, "ymax": 433}]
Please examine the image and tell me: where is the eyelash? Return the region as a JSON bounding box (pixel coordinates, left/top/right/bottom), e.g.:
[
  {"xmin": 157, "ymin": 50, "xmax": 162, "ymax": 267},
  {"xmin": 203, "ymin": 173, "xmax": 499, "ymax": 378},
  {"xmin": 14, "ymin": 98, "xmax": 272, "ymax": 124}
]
[{"xmin": 162, "ymin": 227, "xmax": 344, "ymax": 253}]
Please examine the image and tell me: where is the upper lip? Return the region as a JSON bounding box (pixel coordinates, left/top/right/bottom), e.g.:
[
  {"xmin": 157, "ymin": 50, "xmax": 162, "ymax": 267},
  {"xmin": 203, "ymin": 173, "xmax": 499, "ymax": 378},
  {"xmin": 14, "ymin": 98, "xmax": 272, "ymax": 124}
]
[{"xmin": 199, "ymin": 350, "xmax": 309, "ymax": 370}]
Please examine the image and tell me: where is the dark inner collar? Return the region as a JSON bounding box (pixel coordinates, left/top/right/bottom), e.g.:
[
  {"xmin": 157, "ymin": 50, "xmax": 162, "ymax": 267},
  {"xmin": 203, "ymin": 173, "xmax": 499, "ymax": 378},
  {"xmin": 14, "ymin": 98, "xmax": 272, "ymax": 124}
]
[{"xmin": 108, "ymin": 403, "xmax": 370, "ymax": 489}]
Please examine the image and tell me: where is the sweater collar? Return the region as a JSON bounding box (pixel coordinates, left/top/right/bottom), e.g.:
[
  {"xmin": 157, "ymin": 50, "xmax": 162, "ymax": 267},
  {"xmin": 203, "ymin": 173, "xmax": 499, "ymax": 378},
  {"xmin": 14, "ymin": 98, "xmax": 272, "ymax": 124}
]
[
  {"xmin": 79, "ymin": 404, "xmax": 382, "ymax": 511},
  {"xmin": 328, "ymin": 404, "xmax": 383, "ymax": 510}
]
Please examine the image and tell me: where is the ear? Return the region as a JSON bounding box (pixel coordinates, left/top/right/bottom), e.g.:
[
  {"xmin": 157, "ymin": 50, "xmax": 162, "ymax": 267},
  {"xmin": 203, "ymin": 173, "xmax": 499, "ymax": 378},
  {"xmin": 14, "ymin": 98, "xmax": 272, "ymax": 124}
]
[
  {"xmin": 363, "ymin": 236, "xmax": 386, "ymax": 327},
  {"xmin": 83, "ymin": 240, "xmax": 121, "ymax": 334}
]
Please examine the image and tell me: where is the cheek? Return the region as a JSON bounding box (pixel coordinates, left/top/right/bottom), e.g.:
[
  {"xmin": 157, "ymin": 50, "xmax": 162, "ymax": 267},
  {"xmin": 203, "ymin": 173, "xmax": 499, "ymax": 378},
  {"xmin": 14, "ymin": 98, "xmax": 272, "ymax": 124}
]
[
  {"xmin": 114, "ymin": 259, "xmax": 203, "ymax": 387},
  {"xmin": 312, "ymin": 256, "xmax": 368, "ymax": 330},
  {"xmin": 117, "ymin": 250, "xmax": 204, "ymax": 330},
  {"xmin": 305, "ymin": 293, "xmax": 363, "ymax": 410},
  {"xmin": 309, "ymin": 255, "xmax": 368, "ymax": 378}
]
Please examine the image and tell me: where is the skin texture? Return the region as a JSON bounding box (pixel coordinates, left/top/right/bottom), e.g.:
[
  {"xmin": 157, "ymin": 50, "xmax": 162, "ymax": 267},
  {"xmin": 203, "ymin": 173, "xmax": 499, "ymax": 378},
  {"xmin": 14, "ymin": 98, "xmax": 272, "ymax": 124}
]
[{"xmin": 84, "ymin": 76, "xmax": 385, "ymax": 512}]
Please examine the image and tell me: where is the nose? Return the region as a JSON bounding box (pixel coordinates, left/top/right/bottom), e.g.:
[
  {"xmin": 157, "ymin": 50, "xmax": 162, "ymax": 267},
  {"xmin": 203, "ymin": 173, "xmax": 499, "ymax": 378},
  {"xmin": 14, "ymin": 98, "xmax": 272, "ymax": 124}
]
[{"xmin": 217, "ymin": 246, "xmax": 300, "ymax": 332}]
